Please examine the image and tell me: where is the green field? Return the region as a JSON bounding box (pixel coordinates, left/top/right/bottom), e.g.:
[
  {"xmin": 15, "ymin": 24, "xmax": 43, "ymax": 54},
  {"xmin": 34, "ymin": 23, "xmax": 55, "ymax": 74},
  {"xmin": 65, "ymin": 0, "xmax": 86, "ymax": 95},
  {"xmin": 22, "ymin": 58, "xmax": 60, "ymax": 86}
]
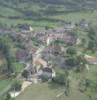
[
  {"xmin": 0, "ymin": 62, "xmax": 24, "ymax": 94},
  {"xmin": 15, "ymin": 82, "xmax": 89, "ymax": 100},
  {"xmin": 1, "ymin": 10, "xmax": 97, "ymax": 31},
  {"xmin": 0, "ymin": 35, "xmax": 24, "ymax": 96},
  {"xmin": 14, "ymin": 63, "xmax": 25, "ymax": 73},
  {"xmin": 15, "ymin": 64, "xmax": 97, "ymax": 100},
  {"xmin": 0, "ymin": 0, "xmax": 97, "ymax": 31},
  {"xmin": 15, "ymin": 83, "xmax": 65, "ymax": 100},
  {"xmin": 0, "ymin": 79, "xmax": 13, "ymax": 92},
  {"xmin": 0, "ymin": 10, "xmax": 97, "ymax": 31},
  {"xmin": 15, "ymin": 78, "xmax": 88, "ymax": 100}
]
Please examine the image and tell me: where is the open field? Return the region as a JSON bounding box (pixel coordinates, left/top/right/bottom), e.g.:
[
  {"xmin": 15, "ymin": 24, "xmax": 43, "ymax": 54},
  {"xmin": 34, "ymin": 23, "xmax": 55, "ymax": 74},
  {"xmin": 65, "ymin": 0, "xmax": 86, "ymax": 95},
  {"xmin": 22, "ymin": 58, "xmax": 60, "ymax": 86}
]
[
  {"xmin": 0, "ymin": 0, "xmax": 97, "ymax": 31},
  {"xmin": 0, "ymin": 79, "xmax": 13, "ymax": 92},
  {"xmin": 14, "ymin": 63, "xmax": 25, "ymax": 73},
  {"xmin": 15, "ymin": 79, "xmax": 88, "ymax": 100},
  {"xmin": 0, "ymin": 10, "xmax": 97, "ymax": 31},
  {"xmin": 15, "ymin": 83, "xmax": 65, "ymax": 100},
  {"xmin": 15, "ymin": 64, "xmax": 97, "ymax": 100},
  {"xmin": 0, "ymin": 62, "xmax": 24, "ymax": 96}
]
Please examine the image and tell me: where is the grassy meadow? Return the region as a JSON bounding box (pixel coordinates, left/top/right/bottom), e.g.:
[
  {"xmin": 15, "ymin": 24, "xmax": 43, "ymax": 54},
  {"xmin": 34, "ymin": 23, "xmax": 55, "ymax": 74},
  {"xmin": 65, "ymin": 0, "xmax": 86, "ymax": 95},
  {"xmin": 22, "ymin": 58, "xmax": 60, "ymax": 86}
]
[
  {"xmin": 15, "ymin": 65, "xmax": 97, "ymax": 100},
  {"xmin": 0, "ymin": 1, "xmax": 97, "ymax": 31},
  {"xmin": 0, "ymin": 11, "xmax": 97, "ymax": 31}
]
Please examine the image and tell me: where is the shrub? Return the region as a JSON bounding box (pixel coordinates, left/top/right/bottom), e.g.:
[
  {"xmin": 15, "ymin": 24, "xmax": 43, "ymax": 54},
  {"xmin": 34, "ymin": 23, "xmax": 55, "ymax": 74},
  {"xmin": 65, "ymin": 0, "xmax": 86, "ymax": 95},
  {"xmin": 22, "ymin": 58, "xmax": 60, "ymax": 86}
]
[{"xmin": 11, "ymin": 81, "xmax": 22, "ymax": 92}]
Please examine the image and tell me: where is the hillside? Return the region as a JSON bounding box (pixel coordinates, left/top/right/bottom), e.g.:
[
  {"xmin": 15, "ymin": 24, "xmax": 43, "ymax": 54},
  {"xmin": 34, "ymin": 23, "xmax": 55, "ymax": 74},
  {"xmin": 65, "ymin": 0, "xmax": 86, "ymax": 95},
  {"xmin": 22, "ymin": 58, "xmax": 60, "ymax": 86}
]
[
  {"xmin": 0, "ymin": 0, "xmax": 97, "ymax": 9},
  {"xmin": 0, "ymin": 0, "xmax": 97, "ymax": 30},
  {"xmin": 1, "ymin": 1, "xmax": 97, "ymax": 100},
  {"xmin": 0, "ymin": 0, "xmax": 97, "ymax": 17}
]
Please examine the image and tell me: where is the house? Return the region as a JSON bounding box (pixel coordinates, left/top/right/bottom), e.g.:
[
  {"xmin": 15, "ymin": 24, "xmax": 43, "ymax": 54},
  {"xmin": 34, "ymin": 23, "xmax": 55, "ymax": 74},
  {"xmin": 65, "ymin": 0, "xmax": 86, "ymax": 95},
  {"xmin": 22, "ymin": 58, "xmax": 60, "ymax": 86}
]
[
  {"xmin": 25, "ymin": 40, "xmax": 38, "ymax": 54},
  {"xmin": 64, "ymin": 22, "xmax": 75, "ymax": 31},
  {"xmin": 30, "ymin": 27, "xmax": 77, "ymax": 46},
  {"xmin": 85, "ymin": 55, "xmax": 97, "ymax": 64},
  {"xmin": 46, "ymin": 32, "xmax": 77, "ymax": 46},
  {"xmin": 38, "ymin": 67, "xmax": 56, "ymax": 80},
  {"xmin": 51, "ymin": 27, "xmax": 65, "ymax": 33},
  {"xmin": 49, "ymin": 45, "xmax": 62, "ymax": 55},
  {"xmin": 33, "ymin": 58, "xmax": 48, "ymax": 72},
  {"xmin": 16, "ymin": 49, "xmax": 28, "ymax": 63},
  {"xmin": 17, "ymin": 24, "xmax": 34, "ymax": 32},
  {"xmin": 42, "ymin": 44, "xmax": 62, "ymax": 56},
  {"xmin": 79, "ymin": 19, "xmax": 89, "ymax": 28}
]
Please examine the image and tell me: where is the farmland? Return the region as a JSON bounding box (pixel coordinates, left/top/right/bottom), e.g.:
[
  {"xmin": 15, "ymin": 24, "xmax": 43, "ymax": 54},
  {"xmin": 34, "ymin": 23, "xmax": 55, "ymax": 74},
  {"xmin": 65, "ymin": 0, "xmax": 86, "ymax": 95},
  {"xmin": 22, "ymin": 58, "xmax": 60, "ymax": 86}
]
[
  {"xmin": 15, "ymin": 65, "xmax": 97, "ymax": 100},
  {"xmin": 0, "ymin": 0, "xmax": 97, "ymax": 100},
  {"xmin": 0, "ymin": 0, "xmax": 97, "ymax": 30}
]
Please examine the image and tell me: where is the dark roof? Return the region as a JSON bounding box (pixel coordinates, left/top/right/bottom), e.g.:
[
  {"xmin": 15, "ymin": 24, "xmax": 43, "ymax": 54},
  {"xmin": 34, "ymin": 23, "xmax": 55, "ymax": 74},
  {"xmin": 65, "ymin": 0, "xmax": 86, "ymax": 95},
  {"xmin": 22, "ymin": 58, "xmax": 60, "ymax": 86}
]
[
  {"xmin": 42, "ymin": 68, "xmax": 52, "ymax": 73},
  {"xmin": 17, "ymin": 24, "xmax": 30, "ymax": 30},
  {"xmin": 16, "ymin": 49, "xmax": 28, "ymax": 60}
]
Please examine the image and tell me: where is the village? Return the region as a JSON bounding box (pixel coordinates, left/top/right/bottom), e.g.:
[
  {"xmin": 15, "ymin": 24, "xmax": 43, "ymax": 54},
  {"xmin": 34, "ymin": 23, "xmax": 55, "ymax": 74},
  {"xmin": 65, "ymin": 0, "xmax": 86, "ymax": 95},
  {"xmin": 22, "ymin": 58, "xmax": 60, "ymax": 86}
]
[
  {"xmin": 0, "ymin": 19, "xmax": 97, "ymax": 100},
  {"xmin": 0, "ymin": 0, "xmax": 97, "ymax": 99}
]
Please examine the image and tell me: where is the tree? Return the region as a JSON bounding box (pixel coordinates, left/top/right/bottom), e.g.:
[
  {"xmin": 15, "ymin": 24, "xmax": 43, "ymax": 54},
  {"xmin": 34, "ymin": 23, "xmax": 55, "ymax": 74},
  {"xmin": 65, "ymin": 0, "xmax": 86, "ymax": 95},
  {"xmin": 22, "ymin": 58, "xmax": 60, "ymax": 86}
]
[
  {"xmin": 87, "ymin": 27, "xmax": 97, "ymax": 52},
  {"xmin": 0, "ymin": 36, "xmax": 14, "ymax": 74},
  {"xmin": 65, "ymin": 79, "xmax": 70, "ymax": 96},
  {"xmin": 52, "ymin": 72, "xmax": 65, "ymax": 85},
  {"xmin": 52, "ymin": 70, "xmax": 69, "ymax": 85},
  {"xmin": 22, "ymin": 70, "xmax": 29, "ymax": 79},
  {"xmin": 11, "ymin": 81, "xmax": 22, "ymax": 92},
  {"xmin": 4, "ymin": 93, "xmax": 13, "ymax": 100},
  {"xmin": 78, "ymin": 78, "xmax": 91, "ymax": 92},
  {"xmin": 65, "ymin": 46, "xmax": 81, "ymax": 67},
  {"xmin": 88, "ymin": 40, "xmax": 97, "ymax": 53},
  {"xmin": 66, "ymin": 46, "xmax": 77, "ymax": 56},
  {"xmin": 45, "ymin": 26, "xmax": 50, "ymax": 30},
  {"xmin": 65, "ymin": 56, "xmax": 80, "ymax": 67},
  {"xmin": 81, "ymin": 38, "xmax": 87, "ymax": 48},
  {"xmin": 88, "ymin": 28, "xmax": 96, "ymax": 40},
  {"xmin": 74, "ymin": 54, "xmax": 88, "ymax": 73}
]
